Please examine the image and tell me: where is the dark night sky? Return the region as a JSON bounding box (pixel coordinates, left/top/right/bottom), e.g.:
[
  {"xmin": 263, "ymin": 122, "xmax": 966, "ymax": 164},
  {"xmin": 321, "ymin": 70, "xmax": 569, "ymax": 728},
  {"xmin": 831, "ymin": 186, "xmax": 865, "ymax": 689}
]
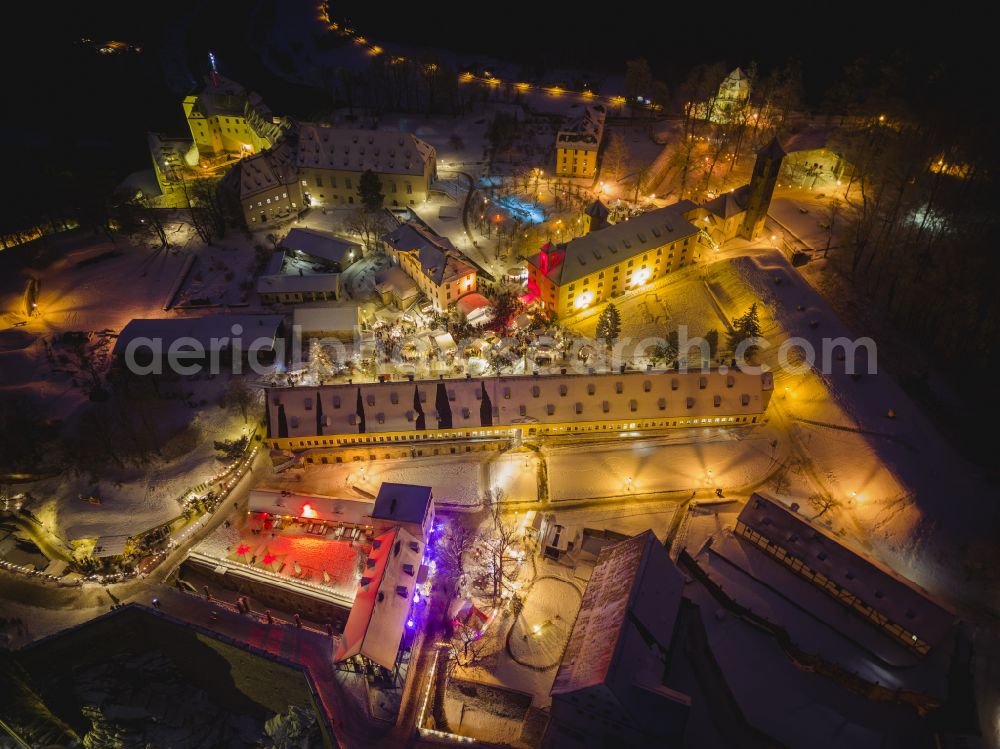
[
  {"xmin": 334, "ymin": 2, "xmax": 988, "ymax": 100},
  {"xmin": 0, "ymin": 1, "xmax": 989, "ymax": 178}
]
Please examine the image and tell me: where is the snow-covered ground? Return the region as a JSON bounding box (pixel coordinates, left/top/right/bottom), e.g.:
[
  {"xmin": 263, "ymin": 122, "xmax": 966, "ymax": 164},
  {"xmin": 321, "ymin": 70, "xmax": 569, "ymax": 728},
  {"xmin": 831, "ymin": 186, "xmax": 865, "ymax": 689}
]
[
  {"xmin": 508, "ymin": 576, "xmax": 583, "ymax": 670},
  {"xmin": 544, "ymin": 431, "xmax": 778, "ymax": 502},
  {"xmin": 30, "ymin": 409, "xmax": 253, "ymax": 542},
  {"xmin": 174, "ymin": 240, "xmax": 258, "ymax": 307},
  {"xmin": 256, "ymin": 450, "xmax": 540, "ymax": 506},
  {"xmin": 704, "ymin": 251, "xmax": 997, "ymax": 610},
  {"xmin": 564, "ymin": 262, "xmax": 723, "ymax": 344},
  {"xmin": 0, "ymin": 229, "xmax": 269, "ymax": 542},
  {"xmin": 548, "ymin": 500, "xmax": 679, "ymax": 544}
]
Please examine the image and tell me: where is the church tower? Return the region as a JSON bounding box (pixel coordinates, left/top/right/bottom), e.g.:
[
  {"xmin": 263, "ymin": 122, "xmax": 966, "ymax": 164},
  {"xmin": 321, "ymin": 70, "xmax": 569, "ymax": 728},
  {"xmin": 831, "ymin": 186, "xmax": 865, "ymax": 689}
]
[
  {"xmin": 740, "ymin": 137, "xmax": 785, "ymax": 240},
  {"xmin": 582, "ymin": 198, "xmax": 610, "ymax": 233}
]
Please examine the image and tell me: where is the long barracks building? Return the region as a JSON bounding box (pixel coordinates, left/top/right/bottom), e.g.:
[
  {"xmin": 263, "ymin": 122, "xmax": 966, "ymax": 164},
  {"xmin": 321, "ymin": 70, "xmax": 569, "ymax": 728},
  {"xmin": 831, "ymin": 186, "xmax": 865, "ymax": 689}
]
[{"xmin": 265, "ymin": 369, "xmax": 773, "ymax": 454}]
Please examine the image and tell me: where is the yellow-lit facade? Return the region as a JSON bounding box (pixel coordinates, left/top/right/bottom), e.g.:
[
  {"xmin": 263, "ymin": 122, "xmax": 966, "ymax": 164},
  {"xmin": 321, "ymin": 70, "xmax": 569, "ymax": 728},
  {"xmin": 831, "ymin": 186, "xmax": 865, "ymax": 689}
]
[
  {"xmin": 396, "ymin": 249, "xmax": 476, "ymax": 312},
  {"xmin": 555, "ymin": 105, "xmax": 605, "ymax": 178},
  {"xmin": 184, "ymin": 104, "xmax": 273, "ymax": 158},
  {"xmin": 528, "ymin": 234, "xmax": 696, "ymax": 317},
  {"xmin": 267, "ymin": 413, "xmax": 764, "ymax": 455},
  {"xmin": 297, "ymin": 165, "xmax": 434, "ymax": 209},
  {"xmin": 265, "ymin": 370, "xmax": 774, "ymax": 459},
  {"xmin": 296, "ymin": 125, "xmax": 436, "ymax": 211},
  {"xmin": 181, "ymin": 78, "xmax": 278, "ymax": 160},
  {"xmin": 556, "ymin": 144, "xmax": 599, "ymax": 178}
]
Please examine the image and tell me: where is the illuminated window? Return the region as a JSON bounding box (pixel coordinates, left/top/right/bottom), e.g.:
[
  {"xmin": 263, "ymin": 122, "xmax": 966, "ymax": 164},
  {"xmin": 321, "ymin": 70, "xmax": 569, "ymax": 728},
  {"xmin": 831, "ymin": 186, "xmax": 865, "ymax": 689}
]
[{"xmin": 631, "ymin": 267, "xmax": 651, "ymax": 287}]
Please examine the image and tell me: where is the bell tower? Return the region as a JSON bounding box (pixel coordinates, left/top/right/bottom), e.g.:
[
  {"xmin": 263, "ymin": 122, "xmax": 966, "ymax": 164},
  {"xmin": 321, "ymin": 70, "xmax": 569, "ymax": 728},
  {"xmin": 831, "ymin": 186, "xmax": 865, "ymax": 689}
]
[{"xmin": 740, "ymin": 137, "xmax": 785, "ymax": 240}]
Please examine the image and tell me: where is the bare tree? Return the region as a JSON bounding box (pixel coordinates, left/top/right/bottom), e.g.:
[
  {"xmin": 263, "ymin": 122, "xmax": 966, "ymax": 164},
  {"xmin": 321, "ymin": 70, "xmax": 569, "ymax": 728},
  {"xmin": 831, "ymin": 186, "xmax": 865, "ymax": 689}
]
[
  {"xmin": 603, "ymin": 132, "xmax": 629, "ymax": 183},
  {"xmin": 224, "ymin": 378, "xmax": 261, "ymax": 423},
  {"xmin": 809, "ymin": 492, "xmax": 838, "ymax": 519},
  {"xmin": 112, "ymin": 190, "xmax": 168, "ymax": 247},
  {"xmin": 821, "ymin": 197, "xmax": 843, "ymax": 258},
  {"xmin": 480, "ymin": 489, "xmax": 520, "ymax": 606},
  {"xmin": 342, "ymin": 207, "xmax": 389, "ymax": 254},
  {"xmin": 179, "ymin": 176, "xmax": 228, "ymax": 244},
  {"xmin": 438, "ymin": 524, "xmax": 476, "ymax": 582}
]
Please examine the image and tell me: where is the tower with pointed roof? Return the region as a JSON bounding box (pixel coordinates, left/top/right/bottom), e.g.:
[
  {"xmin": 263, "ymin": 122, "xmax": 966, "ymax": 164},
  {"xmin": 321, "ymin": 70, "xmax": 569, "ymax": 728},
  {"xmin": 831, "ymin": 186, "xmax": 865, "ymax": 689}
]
[
  {"xmin": 739, "ymin": 137, "xmax": 785, "ymax": 240},
  {"xmin": 718, "ymin": 67, "xmax": 750, "ymax": 105},
  {"xmin": 582, "ymin": 198, "xmax": 610, "ymax": 233}
]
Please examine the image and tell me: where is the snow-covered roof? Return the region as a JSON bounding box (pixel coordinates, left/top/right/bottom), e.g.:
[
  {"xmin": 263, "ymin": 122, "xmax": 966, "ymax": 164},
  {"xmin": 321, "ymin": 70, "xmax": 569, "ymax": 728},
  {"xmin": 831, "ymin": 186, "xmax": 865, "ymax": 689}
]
[
  {"xmin": 335, "ymin": 526, "xmax": 423, "ymax": 670},
  {"xmin": 529, "ymin": 203, "xmax": 699, "ymax": 285},
  {"xmin": 282, "ymin": 228, "xmax": 359, "ymax": 266},
  {"xmin": 292, "ymin": 305, "xmax": 360, "ymax": 334},
  {"xmin": 374, "ymin": 266, "xmax": 419, "ymax": 299},
  {"xmin": 556, "ymin": 104, "xmax": 606, "ymax": 150},
  {"xmin": 372, "ymin": 483, "xmax": 433, "ymax": 530},
  {"xmin": 421, "ymin": 245, "xmax": 474, "ymax": 286},
  {"xmin": 385, "ymin": 222, "xmax": 472, "ymax": 286},
  {"xmin": 256, "ymin": 273, "xmax": 341, "ymax": 295},
  {"xmin": 295, "ymin": 124, "xmax": 434, "ymax": 177},
  {"xmin": 227, "ymin": 139, "xmax": 299, "ymax": 200},
  {"xmin": 93, "ymin": 535, "xmax": 131, "ymax": 558},
  {"xmin": 780, "ymin": 129, "xmax": 843, "ymax": 156},
  {"xmin": 265, "ymin": 369, "xmax": 773, "ymax": 441},
  {"xmin": 700, "ymin": 185, "xmax": 751, "ymax": 219},
  {"xmin": 185, "ymin": 73, "xmax": 247, "ymax": 119},
  {"xmin": 384, "ymin": 221, "xmax": 455, "ymax": 254},
  {"xmin": 550, "ymin": 531, "xmax": 690, "ymax": 734},
  {"xmin": 114, "ymin": 315, "xmax": 283, "ymax": 357},
  {"xmin": 249, "ymin": 489, "xmax": 374, "ymax": 525},
  {"xmin": 263, "ymin": 251, "xmax": 286, "ymax": 276},
  {"xmin": 429, "ymin": 332, "xmax": 457, "ymax": 352},
  {"xmin": 737, "ymin": 494, "xmax": 955, "ymax": 648}
]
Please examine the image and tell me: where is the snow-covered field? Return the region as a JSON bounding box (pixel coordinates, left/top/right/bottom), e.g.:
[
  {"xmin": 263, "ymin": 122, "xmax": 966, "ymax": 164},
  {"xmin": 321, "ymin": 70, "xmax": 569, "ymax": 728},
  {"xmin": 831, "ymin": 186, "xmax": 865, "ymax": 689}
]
[
  {"xmin": 703, "ymin": 250, "xmax": 998, "ymax": 609},
  {"xmin": 508, "ymin": 576, "xmax": 583, "ymax": 669},
  {"xmin": 544, "ymin": 431, "xmax": 777, "ymax": 501},
  {"xmin": 565, "ymin": 264, "xmax": 725, "ymax": 343},
  {"xmin": 32, "ymin": 408, "xmax": 253, "ymax": 542},
  {"xmin": 0, "ymin": 229, "xmax": 267, "ymax": 541},
  {"xmin": 257, "ymin": 450, "xmax": 540, "ymax": 506},
  {"xmin": 549, "ymin": 500, "xmax": 679, "ymax": 544}
]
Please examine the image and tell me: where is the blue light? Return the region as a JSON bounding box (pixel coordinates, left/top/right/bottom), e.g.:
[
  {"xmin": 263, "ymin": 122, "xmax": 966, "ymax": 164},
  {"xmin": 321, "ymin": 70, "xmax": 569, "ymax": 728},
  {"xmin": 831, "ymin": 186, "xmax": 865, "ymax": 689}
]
[
  {"xmin": 413, "ymin": 592, "xmax": 421, "ymax": 604},
  {"xmin": 492, "ymin": 195, "xmax": 545, "ymax": 224},
  {"xmin": 406, "ymin": 619, "xmax": 415, "ymax": 629}
]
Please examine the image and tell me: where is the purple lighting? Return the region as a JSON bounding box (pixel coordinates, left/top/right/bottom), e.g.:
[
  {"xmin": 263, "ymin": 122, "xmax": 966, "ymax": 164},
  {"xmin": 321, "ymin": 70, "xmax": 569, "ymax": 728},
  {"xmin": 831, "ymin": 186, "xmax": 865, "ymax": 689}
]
[{"xmin": 406, "ymin": 619, "xmax": 415, "ymax": 629}]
